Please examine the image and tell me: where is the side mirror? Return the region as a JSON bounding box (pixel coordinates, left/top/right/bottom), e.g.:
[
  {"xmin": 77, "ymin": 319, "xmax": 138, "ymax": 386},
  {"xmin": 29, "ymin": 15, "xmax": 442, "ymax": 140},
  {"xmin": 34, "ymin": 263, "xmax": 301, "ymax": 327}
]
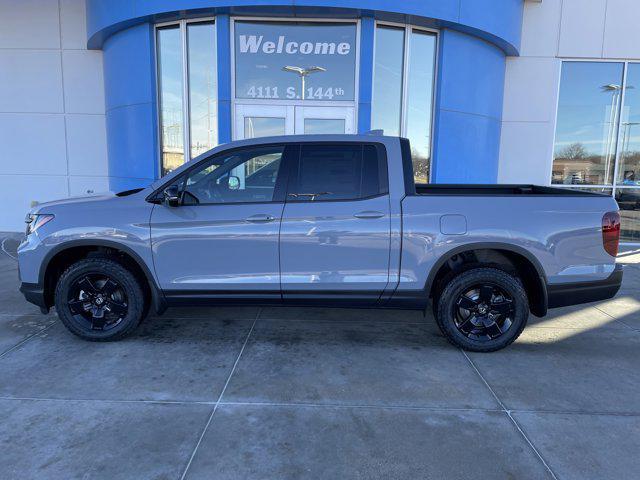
[
  {"xmin": 163, "ymin": 186, "xmax": 181, "ymax": 207},
  {"xmin": 228, "ymin": 175, "xmax": 240, "ymax": 190}
]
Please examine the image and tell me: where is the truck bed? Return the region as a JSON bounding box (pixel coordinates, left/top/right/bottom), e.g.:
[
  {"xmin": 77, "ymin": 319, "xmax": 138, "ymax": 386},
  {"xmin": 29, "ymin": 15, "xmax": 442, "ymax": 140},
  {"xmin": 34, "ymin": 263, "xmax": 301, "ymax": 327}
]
[{"xmin": 414, "ymin": 184, "xmax": 603, "ymax": 196}]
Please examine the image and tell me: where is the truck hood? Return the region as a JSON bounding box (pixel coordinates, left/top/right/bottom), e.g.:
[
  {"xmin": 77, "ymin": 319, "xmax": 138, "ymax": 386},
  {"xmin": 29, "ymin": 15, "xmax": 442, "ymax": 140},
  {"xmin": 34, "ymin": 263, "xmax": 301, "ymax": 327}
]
[{"xmin": 31, "ymin": 192, "xmax": 116, "ymax": 214}]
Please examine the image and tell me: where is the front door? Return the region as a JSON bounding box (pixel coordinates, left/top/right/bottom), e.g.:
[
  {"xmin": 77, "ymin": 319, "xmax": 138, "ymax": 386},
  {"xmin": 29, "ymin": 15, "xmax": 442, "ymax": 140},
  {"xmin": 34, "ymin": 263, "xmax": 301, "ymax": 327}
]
[
  {"xmin": 150, "ymin": 143, "xmax": 291, "ymax": 296},
  {"xmin": 279, "ymin": 142, "xmax": 391, "ymax": 305},
  {"xmin": 235, "ymin": 104, "xmax": 355, "ymax": 139}
]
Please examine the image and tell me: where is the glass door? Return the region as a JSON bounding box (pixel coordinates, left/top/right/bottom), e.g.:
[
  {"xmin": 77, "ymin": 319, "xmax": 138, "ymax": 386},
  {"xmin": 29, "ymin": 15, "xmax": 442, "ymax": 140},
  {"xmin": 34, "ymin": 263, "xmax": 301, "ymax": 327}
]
[
  {"xmin": 235, "ymin": 104, "xmax": 294, "ymax": 140},
  {"xmin": 295, "ymin": 106, "xmax": 355, "ymax": 134},
  {"xmin": 235, "ymin": 104, "xmax": 355, "ymax": 140}
]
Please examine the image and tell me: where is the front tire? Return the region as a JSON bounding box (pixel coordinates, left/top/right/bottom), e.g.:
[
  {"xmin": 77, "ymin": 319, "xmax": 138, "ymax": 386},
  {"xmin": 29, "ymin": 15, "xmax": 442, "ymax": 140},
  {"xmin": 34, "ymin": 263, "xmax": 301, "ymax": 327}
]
[
  {"xmin": 435, "ymin": 267, "xmax": 528, "ymax": 352},
  {"xmin": 54, "ymin": 258, "xmax": 145, "ymax": 341}
]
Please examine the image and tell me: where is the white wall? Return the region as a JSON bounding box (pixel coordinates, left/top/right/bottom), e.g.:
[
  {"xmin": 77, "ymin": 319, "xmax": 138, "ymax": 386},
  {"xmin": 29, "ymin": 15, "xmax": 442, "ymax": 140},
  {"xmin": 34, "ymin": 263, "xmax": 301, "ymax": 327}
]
[
  {"xmin": 498, "ymin": 0, "xmax": 640, "ymax": 184},
  {"xmin": 0, "ymin": 0, "xmax": 108, "ymax": 231}
]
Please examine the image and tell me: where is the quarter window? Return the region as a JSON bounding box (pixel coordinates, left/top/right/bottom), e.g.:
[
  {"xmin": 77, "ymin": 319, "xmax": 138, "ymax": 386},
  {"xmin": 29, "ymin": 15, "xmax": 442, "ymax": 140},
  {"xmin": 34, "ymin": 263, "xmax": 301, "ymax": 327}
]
[{"xmin": 289, "ymin": 144, "xmax": 387, "ymax": 202}]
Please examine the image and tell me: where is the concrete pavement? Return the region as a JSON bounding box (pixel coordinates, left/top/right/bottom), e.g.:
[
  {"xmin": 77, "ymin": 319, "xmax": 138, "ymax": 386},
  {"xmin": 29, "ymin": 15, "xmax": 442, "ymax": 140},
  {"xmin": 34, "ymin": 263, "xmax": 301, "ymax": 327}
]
[{"xmin": 1, "ymin": 232, "xmax": 639, "ymax": 479}]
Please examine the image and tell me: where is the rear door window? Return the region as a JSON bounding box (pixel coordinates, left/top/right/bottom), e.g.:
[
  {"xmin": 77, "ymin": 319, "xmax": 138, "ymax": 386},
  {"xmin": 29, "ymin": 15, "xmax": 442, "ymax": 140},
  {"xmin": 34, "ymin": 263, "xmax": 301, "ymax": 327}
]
[{"xmin": 289, "ymin": 144, "xmax": 388, "ymax": 202}]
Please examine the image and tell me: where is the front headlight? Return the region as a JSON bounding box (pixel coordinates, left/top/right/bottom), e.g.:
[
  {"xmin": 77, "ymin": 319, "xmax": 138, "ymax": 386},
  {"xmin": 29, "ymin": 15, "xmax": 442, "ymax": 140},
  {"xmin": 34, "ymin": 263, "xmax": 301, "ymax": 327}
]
[{"xmin": 25, "ymin": 213, "xmax": 54, "ymax": 235}]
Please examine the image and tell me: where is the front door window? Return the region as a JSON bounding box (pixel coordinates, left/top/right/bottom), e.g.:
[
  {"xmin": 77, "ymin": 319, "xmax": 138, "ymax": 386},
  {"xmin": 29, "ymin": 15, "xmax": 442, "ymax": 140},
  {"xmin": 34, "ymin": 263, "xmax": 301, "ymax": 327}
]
[{"xmin": 182, "ymin": 145, "xmax": 285, "ymax": 204}]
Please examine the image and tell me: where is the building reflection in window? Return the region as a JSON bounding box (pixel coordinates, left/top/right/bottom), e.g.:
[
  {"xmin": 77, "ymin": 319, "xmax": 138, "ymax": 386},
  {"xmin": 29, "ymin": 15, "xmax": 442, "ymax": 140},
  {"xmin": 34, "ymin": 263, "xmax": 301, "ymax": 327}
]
[
  {"xmin": 553, "ymin": 61, "xmax": 640, "ymax": 243},
  {"xmin": 157, "ymin": 21, "xmax": 217, "ymax": 176},
  {"xmin": 188, "ymin": 22, "xmax": 217, "ymax": 160},
  {"xmin": 552, "ymin": 62, "xmax": 624, "ymax": 186},
  {"xmin": 371, "ymin": 25, "xmax": 436, "ymax": 184},
  {"xmin": 157, "ymin": 25, "xmax": 184, "ymax": 175}
]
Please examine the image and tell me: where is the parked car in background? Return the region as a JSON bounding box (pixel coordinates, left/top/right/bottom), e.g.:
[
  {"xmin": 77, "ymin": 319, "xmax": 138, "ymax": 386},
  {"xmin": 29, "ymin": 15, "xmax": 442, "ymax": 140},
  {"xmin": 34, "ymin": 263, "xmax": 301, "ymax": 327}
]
[{"xmin": 18, "ymin": 135, "xmax": 623, "ymax": 352}]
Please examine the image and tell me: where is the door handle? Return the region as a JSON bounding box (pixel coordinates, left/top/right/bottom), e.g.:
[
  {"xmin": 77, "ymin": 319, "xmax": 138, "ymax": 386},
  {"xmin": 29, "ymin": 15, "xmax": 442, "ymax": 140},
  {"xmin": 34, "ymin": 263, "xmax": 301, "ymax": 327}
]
[
  {"xmin": 245, "ymin": 214, "xmax": 276, "ymax": 223},
  {"xmin": 354, "ymin": 211, "xmax": 385, "ymax": 219}
]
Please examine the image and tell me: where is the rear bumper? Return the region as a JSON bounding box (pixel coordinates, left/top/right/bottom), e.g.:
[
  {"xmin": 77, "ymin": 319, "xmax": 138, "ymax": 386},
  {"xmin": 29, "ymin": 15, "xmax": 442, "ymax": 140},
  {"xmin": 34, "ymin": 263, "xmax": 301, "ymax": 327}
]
[
  {"xmin": 19, "ymin": 282, "xmax": 49, "ymax": 312},
  {"xmin": 547, "ymin": 264, "xmax": 623, "ymax": 309}
]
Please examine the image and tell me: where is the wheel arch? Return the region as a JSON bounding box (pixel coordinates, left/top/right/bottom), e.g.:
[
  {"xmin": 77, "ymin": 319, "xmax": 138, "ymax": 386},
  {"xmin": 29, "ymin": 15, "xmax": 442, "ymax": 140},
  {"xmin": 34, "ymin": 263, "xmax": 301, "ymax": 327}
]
[
  {"xmin": 40, "ymin": 240, "xmax": 167, "ymax": 315},
  {"xmin": 426, "ymin": 242, "xmax": 548, "ymax": 317}
]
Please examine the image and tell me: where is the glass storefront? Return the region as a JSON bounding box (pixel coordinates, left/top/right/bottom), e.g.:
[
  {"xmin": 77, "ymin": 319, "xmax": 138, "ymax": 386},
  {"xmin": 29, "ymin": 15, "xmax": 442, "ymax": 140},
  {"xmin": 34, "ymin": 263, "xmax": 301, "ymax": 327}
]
[
  {"xmin": 156, "ymin": 17, "xmax": 438, "ymax": 186},
  {"xmin": 553, "ymin": 61, "xmax": 640, "ymax": 242}
]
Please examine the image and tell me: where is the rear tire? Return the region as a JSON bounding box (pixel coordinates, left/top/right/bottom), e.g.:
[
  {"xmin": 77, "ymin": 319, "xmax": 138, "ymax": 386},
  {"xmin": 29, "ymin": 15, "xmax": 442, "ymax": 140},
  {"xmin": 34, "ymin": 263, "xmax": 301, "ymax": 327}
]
[
  {"xmin": 54, "ymin": 258, "xmax": 145, "ymax": 341},
  {"xmin": 435, "ymin": 267, "xmax": 528, "ymax": 352}
]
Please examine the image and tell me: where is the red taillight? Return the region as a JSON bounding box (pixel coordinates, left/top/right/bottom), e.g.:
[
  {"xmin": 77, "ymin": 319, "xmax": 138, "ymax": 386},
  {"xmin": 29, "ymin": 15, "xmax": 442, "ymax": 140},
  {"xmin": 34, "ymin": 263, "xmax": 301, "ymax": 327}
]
[{"xmin": 602, "ymin": 211, "xmax": 621, "ymax": 257}]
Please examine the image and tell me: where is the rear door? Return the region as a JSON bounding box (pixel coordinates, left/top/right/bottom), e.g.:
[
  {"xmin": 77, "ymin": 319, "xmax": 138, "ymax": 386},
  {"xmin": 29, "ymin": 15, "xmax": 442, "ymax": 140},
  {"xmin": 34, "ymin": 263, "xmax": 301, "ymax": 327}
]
[{"xmin": 279, "ymin": 143, "xmax": 391, "ymax": 304}]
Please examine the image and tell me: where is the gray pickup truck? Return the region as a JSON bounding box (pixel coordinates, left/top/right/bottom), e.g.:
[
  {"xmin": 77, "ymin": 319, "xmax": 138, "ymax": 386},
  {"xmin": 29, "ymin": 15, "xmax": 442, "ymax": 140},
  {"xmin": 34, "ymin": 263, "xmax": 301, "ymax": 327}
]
[{"xmin": 18, "ymin": 135, "xmax": 623, "ymax": 351}]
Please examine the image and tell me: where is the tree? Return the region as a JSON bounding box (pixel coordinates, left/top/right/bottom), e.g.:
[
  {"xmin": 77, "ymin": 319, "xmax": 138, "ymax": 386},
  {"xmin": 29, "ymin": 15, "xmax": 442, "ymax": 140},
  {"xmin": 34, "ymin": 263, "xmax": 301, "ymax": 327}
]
[{"xmin": 558, "ymin": 142, "xmax": 587, "ymax": 160}]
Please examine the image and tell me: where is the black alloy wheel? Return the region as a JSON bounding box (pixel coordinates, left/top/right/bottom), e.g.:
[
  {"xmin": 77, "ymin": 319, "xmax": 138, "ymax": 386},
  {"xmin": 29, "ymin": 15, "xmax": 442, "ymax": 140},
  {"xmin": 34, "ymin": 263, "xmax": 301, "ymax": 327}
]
[
  {"xmin": 55, "ymin": 257, "xmax": 145, "ymax": 341},
  {"xmin": 452, "ymin": 284, "xmax": 515, "ymax": 341},
  {"xmin": 435, "ymin": 267, "xmax": 529, "ymax": 352},
  {"xmin": 67, "ymin": 274, "xmax": 128, "ymax": 331}
]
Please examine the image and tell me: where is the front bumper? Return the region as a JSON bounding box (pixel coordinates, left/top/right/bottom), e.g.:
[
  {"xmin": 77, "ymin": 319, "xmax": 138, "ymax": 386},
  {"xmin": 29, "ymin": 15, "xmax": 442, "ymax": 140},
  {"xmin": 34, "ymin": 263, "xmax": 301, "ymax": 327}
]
[
  {"xmin": 19, "ymin": 282, "xmax": 49, "ymax": 313},
  {"xmin": 547, "ymin": 264, "xmax": 624, "ymax": 309}
]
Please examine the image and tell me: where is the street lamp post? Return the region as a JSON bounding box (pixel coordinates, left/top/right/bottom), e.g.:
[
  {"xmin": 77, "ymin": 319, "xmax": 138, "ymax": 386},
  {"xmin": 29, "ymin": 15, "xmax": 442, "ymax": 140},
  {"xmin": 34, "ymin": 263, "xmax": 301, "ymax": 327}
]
[{"xmin": 282, "ymin": 66, "xmax": 326, "ymax": 99}]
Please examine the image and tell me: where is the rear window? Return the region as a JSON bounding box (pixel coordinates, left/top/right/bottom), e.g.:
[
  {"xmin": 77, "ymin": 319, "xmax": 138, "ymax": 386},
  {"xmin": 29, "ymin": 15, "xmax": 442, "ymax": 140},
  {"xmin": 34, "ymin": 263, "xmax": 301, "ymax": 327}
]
[{"xmin": 290, "ymin": 144, "xmax": 387, "ymax": 202}]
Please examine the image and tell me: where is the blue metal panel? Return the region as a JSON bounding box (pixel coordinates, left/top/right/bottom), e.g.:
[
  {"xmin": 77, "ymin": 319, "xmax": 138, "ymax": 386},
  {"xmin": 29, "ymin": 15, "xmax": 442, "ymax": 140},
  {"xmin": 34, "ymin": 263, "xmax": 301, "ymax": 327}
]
[
  {"xmin": 216, "ymin": 15, "xmax": 232, "ymax": 143},
  {"xmin": 106, "ymin": 103, "xmax": 158, "ymax": 191},
  {"xmin": 357, "ymin": 16, "xmax": 374, "ymax": 133},
  {"xmin": 431, "ymin": 29, "xmax": 505, "ymax": 184},
  {"xmin": 103, "ymin": 23, "xmax": 158, "ymax": 190},
  {"xmin": 86, "ymin": 0, "xmax": 524, "ymax": 54},
  {"xmin": 459, "ymin": 0, "xmax": 523, "ymax": 53},
  {"xmin": 434, "ymin": 111, "xmax": 502, "ymax": 183},
  {"xmin": 103, "ymin": 24, "xmax": 156, "ymax": 111},
  {"xmin": 437, "ymin": 29, "xmax": 506, "ymax": 121},
  {"xmin": 294, "ymin": 0, "xmax": 459, "ymax": 23}
]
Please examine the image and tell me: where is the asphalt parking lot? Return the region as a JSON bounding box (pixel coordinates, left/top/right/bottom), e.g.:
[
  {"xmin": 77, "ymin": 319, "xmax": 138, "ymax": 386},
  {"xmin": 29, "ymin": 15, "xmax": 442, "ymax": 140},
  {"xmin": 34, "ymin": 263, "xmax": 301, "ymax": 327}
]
[{"xmin": 1, "ymin": 232, "xmax": 639, "ymax": 479}]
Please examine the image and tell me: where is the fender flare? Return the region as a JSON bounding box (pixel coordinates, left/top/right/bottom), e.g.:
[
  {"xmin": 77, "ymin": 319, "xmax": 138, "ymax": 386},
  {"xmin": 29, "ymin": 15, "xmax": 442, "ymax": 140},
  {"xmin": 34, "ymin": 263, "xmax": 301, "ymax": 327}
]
[
  {"xmin": 424, "ymin": 242, "xmax": 549, "ymax": 317},
  {"xmin": 39, "ymin": 239, "xmax": 167, "ymax": 315}
]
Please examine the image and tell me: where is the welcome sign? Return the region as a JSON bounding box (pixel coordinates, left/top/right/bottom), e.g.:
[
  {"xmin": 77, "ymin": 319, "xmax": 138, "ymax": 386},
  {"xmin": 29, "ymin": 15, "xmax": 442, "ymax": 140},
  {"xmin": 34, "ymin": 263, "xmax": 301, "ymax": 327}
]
[
  {"xmin": 238, "ymin": 35, "xmax": 352, "ymax": 56},
  {"xmin": 234, "ymin": 21, "xmax": 357, "ymax": 101}
]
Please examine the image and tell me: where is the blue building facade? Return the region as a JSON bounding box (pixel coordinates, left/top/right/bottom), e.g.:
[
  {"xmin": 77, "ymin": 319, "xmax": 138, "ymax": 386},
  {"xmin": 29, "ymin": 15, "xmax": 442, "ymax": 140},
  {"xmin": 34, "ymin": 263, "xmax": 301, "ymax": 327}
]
[{"xmin": 85, "ymin": 0, "xmax": 525, "ymax": 191}]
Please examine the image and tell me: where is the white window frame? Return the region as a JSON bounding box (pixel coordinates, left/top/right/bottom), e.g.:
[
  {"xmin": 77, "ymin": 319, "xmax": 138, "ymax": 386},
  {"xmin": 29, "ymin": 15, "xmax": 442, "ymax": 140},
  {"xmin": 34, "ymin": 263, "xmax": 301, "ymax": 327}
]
[
  {"xmin": 154, "ymin": 17, "xmax": 218, "ymax": 173},
  {"xmin": 372, "ymin": 21, "xmax": 439, "ymax": 183}
]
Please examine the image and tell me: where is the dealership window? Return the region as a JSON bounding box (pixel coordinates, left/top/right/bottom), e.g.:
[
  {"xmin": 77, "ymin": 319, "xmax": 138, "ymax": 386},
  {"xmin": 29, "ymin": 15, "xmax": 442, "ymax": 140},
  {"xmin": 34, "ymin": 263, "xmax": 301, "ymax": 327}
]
[
  {"xmin": 553, "ymin": 61, "xmax": 640, "ymax": 243},
  {"xmin": 372, "ymin": 24, "xmax": 437, "ymax": 183},
  {"xmin": 231, "ymin": 20, "xmax": 358, "ymax": 140},
  {"xmin": 157, "ymin": 20, "xmax": 217, "ymax": 176},
  {"xmin": 234, "ymin": 21, "xmax": 357, "ymax": 102}
]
